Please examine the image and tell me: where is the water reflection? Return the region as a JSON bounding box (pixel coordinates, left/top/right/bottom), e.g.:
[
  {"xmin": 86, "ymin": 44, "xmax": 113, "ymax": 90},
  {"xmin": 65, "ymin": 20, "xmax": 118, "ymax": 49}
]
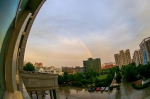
[
  {"xmin": 59, "ymin": 86, "xmax": 84, "ymax": 94},
  {"xmin": 59, "ymin": 84, "xmax": 150, "ymax": 99},
  {"xmin": 115, "ymin": 91, "xmax": 121, "ymax": 99},
  {"xmin": 58, "ymin": 79, "xmax": 150, "ymax": 99},
  {"xmin": 64, "ymin": 88, "xmax": 70, "ymax": 94},
  {"xmin": 59, "ymin": 86, "xmax": 115, "ymax": 99}
]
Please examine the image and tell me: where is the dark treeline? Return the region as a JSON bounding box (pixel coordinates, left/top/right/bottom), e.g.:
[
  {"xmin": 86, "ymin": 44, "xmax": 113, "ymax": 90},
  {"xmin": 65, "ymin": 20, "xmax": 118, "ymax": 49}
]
[
  {"xmin": 58, "ymin": 67, "xmax": 122, "ymax": 87},
  {"xmin": 23, "ymin": 62, "xmax": 35, "ymax": 71},
  {"xmin": 58, "ymin": 71, "xmax": 99, "ymax": 87},
  {"xmin": 121, "ymin": 62, "xmax": 150, "ymax": 82}
]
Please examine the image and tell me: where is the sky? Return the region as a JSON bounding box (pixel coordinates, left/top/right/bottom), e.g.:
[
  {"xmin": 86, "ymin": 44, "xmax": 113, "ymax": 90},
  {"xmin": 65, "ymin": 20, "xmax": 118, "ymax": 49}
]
[{"xmin": 25, "ymin": 0, "xmax": 150, "ymax": 68}]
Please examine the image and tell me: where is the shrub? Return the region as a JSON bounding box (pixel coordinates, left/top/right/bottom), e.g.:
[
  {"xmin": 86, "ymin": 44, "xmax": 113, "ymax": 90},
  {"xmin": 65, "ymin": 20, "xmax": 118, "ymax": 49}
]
[
  {"xmin": 132, "ymin": 83, "xmax": 150, "ymax": 89},
  {"xmin": 23, "ymin": 62, "xmax": 35, "ymax": 71}
]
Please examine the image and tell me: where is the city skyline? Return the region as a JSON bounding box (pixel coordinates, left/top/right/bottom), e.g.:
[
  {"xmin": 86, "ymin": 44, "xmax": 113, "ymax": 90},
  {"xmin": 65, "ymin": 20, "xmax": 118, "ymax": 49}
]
[{"xmin": 25, "ymin": 0, "xmax": 150, "ymax": 68}]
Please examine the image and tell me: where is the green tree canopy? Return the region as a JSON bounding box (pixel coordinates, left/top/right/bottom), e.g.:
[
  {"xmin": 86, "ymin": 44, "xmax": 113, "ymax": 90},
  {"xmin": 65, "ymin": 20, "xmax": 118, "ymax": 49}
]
[
  {"xmin": 63, "ymin": 71, "xmax": 68, "ymax": 82},
  {"xmin": 116, "ymin": 72, "xmax": 122, "ymax": 84},
  {"xmin": 123, "ymin": 63, "xmax": 138, "ymax": 81},
  {"xmin": 23, "ymin": 62, "xmax": 35, "ymax": 71},
  {"xmin": 137, "ymin": 62, "xmax": 150, "ymax": 78}
]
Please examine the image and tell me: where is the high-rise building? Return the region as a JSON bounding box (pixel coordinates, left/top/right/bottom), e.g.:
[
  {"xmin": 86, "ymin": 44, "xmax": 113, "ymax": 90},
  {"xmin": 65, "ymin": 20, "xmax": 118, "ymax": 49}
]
[
  {"xmin": 114, "ymin": 54, "xmax": 120, "ymax": 66},
  {"xmin": 139, "ymin": 37, "xmax": 150, "ymax": 65},
  {"xmin": 125, "ymin": 49, "xmax": 131, "ymax": 65},
  {"xmin": 114, "ymin": 49, "xmax": 131, "ymax": 68},
  {"xmin": 133, "ymin": 49, "xmax": 143, "ymax": 66},
  {"xmin": 83, "ymin": 58, "xmax": 102, "ymax": 73}
]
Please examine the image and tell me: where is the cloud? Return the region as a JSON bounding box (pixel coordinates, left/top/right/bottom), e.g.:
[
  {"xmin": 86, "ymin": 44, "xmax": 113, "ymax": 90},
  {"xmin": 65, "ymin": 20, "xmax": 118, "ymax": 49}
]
[{"xmin": 25, "ymin": 0, "xmax": 150, "ymax": 67}]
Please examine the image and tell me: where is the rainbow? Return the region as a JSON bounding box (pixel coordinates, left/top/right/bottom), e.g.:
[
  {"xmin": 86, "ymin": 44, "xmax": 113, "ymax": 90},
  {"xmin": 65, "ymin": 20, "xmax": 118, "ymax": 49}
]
[
  {"xmin": 77, "ymin": 38, "xmax": 93, "ymax": 58},
  {"xmin": 59, "ymin": 28, "xmax": 93, "ymax": 58}
]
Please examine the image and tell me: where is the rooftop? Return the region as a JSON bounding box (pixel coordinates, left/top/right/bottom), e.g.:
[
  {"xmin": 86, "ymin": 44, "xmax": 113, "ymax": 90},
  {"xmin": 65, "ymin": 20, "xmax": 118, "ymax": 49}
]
[{"xmin": 140, "ymin": 37, "xmax": 150, "ymax": 46}]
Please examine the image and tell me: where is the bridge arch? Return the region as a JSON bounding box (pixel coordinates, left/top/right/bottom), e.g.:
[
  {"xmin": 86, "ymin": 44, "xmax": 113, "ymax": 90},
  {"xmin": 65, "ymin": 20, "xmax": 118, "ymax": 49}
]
[{"xmin": 0, "ymin": 0, "xmax": 60, "ymax": 99}]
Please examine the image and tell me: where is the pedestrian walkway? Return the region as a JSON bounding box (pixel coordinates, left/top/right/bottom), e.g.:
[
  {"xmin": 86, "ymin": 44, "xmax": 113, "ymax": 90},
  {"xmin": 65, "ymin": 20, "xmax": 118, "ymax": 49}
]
[
  {"xmin": 144, "ymin": 96, "xmax": 150, "ymax": 99},
  {"xmin": 110, "ymin": 72, "xmax": 119, "ymax": 88},
  {"xmin": 143, "ymin": 93, "xmax": 150, "ymax": 99}
]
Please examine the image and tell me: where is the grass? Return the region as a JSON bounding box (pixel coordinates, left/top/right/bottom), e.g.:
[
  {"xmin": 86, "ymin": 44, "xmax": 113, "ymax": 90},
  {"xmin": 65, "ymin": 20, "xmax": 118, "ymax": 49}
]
[
  {"xmin": 97, "ymin": 74, "xmax": 108, "ymax": 80},
  {"xmin": 136, "ymin": 84, "xmax": 142, "ymax": 87}
]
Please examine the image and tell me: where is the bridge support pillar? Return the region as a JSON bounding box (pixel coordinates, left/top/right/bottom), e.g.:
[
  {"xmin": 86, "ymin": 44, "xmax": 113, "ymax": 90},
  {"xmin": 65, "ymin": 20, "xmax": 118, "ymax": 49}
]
[
  {"xmin": 50, "ymin": 90, "xmax": 53, "ymax": 99},
  {"xmin": 55, "ymin": 89, "xmax": 59, "ymax": 99},
  {"xmin": 37, "ymin": 91, "xmax": 42, "ymax": 99}
]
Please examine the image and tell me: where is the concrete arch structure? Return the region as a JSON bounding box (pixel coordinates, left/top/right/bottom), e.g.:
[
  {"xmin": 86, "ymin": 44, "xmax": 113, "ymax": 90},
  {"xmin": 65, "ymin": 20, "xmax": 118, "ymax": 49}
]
[{"xmin": 0, "ymin": 0, "xmax": 59, "ymax": 99}]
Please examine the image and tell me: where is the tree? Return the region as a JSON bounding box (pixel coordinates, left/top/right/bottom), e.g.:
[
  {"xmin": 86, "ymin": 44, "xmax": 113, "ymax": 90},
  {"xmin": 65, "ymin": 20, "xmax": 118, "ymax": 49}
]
[
  {"xmin": 115, "ymin": 66, "xmax": 120, "ymax": 73},
  {"xmin": 116, "ymin": 72, "xmax": 122, "ymax": 84},
  {"xmin": 58, "ymin": 75, "xmax": 64, "ymax": 85},
  {"xmin": 23, "ymin": 62, "xmax": 35, "ymax": 71},
  {"xmin": 121, "ymin": 65, "xmax": 126, "ymax": 75},
  {"xmin": 63, "ymin": 71, "xmax": 68, "ymax": 82},
  {"xmin": 137, "ymin": 62, "xmax": 150, "ymax": 78},
  {"xmin": 68, "ymin": 74, "xmax": 74, "ymax": 81},
  {"xmin": 124, "ymin": 63, "xmax": 138, "ymax": 81}
]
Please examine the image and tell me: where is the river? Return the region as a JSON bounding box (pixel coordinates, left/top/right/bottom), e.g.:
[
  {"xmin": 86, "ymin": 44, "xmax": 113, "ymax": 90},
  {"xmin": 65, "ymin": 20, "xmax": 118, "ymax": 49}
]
[
  {"xmin": 59, "ymin": 86, "xmax": 120, "ymax": 99},
  {"xmin": 58, "ymin": 79, "xmax": 150, "ymax": 99}
]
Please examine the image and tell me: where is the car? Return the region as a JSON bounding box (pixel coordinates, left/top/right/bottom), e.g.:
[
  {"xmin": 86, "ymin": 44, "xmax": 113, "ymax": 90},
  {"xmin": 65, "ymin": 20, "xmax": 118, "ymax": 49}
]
[
  {"xmin": 105, "ymin": 87, "xmax": 109, "ymax": 91},
  {"xmin": 88, "ymin": 88, "xmax": 92, "ymax": 92},
  {"xmin": 91, "ymin": 88, "xmax": 96, "ymax": 91},
  {"xmin": 100, "ymin": 87, "xmax": 105, "ymax": 91},
  {"xmin": 96, "ymin": 87, "xmax": 100, "ymax": 91}
]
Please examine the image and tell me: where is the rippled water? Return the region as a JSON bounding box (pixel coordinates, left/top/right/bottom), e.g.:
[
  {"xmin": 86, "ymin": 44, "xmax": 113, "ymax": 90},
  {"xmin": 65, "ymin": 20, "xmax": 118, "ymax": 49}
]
[
  {"xmin": 58, "ymin": 81, "xmax": 150, "ymax": 99},
  {"xmin": 59, "ymin": 86, "xmax": 118, "ymax": 99}
]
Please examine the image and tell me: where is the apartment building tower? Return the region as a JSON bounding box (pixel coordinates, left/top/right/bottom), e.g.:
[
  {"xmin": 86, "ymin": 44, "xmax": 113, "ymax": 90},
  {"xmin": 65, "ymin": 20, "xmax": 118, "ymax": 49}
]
[
  {"xmin": 139, "ymin": 37, "xmax": 150, "ymax": 65},
  {"xmin": 83, "ymin": 58, "xmax": 102, "ymax": 73},
  {"xmin": 114, "ymin": 49, "xmax": 132, "ymax": 68},
  {"xmin": 133, "ymin": 49, "xmax": 143, "ymax": 66}
]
